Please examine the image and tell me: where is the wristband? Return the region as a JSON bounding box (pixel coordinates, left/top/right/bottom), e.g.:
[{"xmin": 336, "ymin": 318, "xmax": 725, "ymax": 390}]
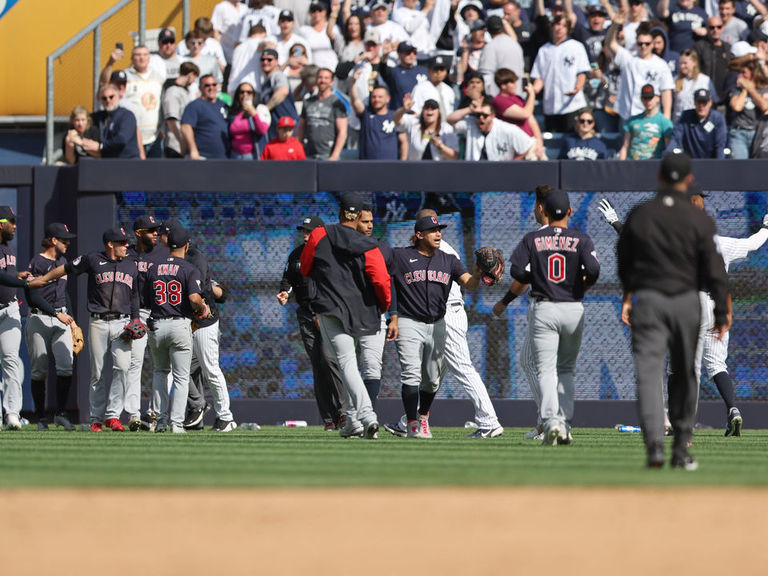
[{"xmin": 501, "ymin": 290, "xmax": 517, "ymax": 305}]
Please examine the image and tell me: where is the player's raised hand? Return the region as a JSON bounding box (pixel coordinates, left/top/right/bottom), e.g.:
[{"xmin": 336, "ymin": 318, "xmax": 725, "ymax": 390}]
[{"xmin": 598, "ymin": 198, "xmax": 619, "ymax": 225}]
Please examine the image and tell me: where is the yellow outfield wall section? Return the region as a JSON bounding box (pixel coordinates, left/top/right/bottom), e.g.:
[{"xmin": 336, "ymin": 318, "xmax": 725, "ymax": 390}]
[{"xmin": 0, "ymin": 0, "xmax": 217, "ymax": 116}]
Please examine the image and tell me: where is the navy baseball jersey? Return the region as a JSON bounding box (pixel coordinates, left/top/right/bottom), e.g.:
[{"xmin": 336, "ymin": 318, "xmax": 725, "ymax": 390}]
[
  {"xmin": 128, "ymin": 244, "xmax": 171, "ymax": 309},
  {"xmin": 390, "ymin": 246, "xmax": 467, "ymax": 321},
  {"xmin": 28, "ymin": 254, "xmax": 68, "ymax": 308},
  {"xmin": 65, "ymin": 251, "xmax": 140, "ymax": 315},
  {"xmin": 186, "ymin": 244, "xmax": 218, "ymax": 328},
  {"xmin": 0, "ymin": 242, "xmax": 18, "ymax": 305},
  {"xmin": 146, "ymin": 256, "xmax": 202, "ymax": 319},
  {"xmin": 509, "ymin": 225, "xmax": 600, "ymax": 302}
]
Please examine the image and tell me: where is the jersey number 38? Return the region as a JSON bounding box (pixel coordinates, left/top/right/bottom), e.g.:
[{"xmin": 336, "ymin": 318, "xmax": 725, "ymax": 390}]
[{"xmin": 154, "ymin": 280, "xmax": 183, "ymax": 305}]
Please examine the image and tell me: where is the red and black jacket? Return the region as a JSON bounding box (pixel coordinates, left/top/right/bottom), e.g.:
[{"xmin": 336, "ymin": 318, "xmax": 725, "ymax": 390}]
[{"xmin": 300, "ymin": 223, "xmax": 391, "ymax": 337}]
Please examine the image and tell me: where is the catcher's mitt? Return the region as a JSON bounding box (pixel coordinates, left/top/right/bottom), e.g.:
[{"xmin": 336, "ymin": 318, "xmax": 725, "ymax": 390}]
[
  {"xmin": 474, "ymin": 246, "xmax": 505, "ymax": 286},
  {"xmin": 121, "ymin": 318, "xmax": 147, "ymax": 340},
  {"xmin": 71, "ymin": 324, "xmax": 84, "ymax": 355}
]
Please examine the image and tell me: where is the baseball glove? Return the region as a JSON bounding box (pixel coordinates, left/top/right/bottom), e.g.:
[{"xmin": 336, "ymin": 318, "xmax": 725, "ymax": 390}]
[
  {"xmin": 474, "ymin": 246, "xmax": 505, "ymax": 286},
  {"xmin": 121, "ymin": 318, "xmax": 148, "ymax": 340},
  {"xmin": 71, "ymin": 324, "xmax": 84, "ymax": 355}
]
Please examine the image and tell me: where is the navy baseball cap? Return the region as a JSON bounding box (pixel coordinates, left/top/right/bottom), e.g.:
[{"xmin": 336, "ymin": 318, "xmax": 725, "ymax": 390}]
[
  {"xmin": 158, "ymin": 28, "xmax": 176, "ymax": 44},
  {"xmin": 641, "ymin": 84, "xmax": 656, "ymax": 99},
  {"xmin": 262, "ymin": 48, "xmax": 279, "ymax": 59},
  {"xmin": 110, "ymin": 70, "xmax": 128, "ymax": 85},
  {"xmin": 397, "ymin": 41, "xmax": 417, "ymax": 53},
  {"xmin": 309, "ymin": 2, "xmax": 326, "ymax": 11},
  {"xmin": 133, "ymin": 214, "xmax": 161, "ymax": 231},
  {"xmin": 694, "ymin": 88, "xmax": 711, "ymax": 102},
  {"xmin": 340, "ymin": 192, "xmax": 365, "ymax": 213},
  {"xmin": 167, "ymin": 225, "xmax": 190, "ymax": 249},
  {"xmin": 0, "ymin": 206, "xmax": 15, "ymax": 222},
  {"xmin": 159, "ymin": 218, "xmax": 183, "ymax": 236},
  {"xmin": 278, "ymin": 9, "xmax": 294, "ymax": 21},
  {"xmin": 103, "ymin": 226, "xmax": 128, "ymax": 243},
  {"xmin": 414, "ymin": 215, "xmax": 447, "ymax": 232},
  {"xmin": 543, "ymin": 189, "xmax": 570, "ymax": 219},
  {"xmin": 470, "ymin": 20, "xmax": 486, "ymax": 31},
  {"xmin": 44, "ymin": 222, "xmax": 76, "ymax": 239},
  {"xmin": 660, "ymin": 152, "xmax": 692, "ymax": 184},
  {"xmin": 687, "ymin": 181, "xmax": 708, "ymax": 198},
  {"xmin": 428, "ymin": 55, "xmax": 449, "ymax": 69},
  {"xmin": 297, "ymin": 216, "xmax": 325, "ymax": 231}
]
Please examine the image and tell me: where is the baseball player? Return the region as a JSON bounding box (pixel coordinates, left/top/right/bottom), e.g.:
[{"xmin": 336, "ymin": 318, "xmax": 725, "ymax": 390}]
[
  {"xmin": 126, "ymin": 215, "xmax": 167, "ymax": 431},
  {"xmin": 389, "ymin": 215, "xmax": 484, "ymax": 439},
  {"xmin": 25, "ymin": 222, "xmax": 80, "ymax": 431},
  {"xmin": 509, "ymin": 189, "xmax": 601, "ymax": 445},
  {"xmin": 492, "ymin": 185, "xmax": 553, "ymax": 441},
  {"xmin": 385, "ymin": 208, "xmax": 503, "ymax": 439},
  {"xmin": 29, "ymin": 226, "xmax": 142, "ymax": 432},
  {"xmin": 157, "ymin": 220, "xmax": 236, "ymax": 433},
  {"xmin": 300, "ymin": 192, "xmax": 391, "ymax": 439},
  {"xmin": 277, "ymin": 216, "xmax": 344, "ymax": 430},
  {"xmin": 146, "ymin": 224, "xmax": 210, "ymax": 433}
]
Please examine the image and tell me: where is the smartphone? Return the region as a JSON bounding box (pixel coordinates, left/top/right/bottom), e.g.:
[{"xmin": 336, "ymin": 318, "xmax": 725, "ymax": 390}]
[
  {"xmin": 522, "ymin": 77, "xmax": 530, "ymax": 89},
  {"xmin": 116, "ymin": 42, "xmax": 124, "ymax": 50}
]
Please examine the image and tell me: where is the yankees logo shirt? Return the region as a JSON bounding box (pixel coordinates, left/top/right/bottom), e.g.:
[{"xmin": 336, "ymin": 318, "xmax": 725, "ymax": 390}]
[
  {"xmin": 147, "ymin": 257, "xmax": 202, "ymax": 319},
  {"xmin": 530, "ymin": 39, "xmax": 591, "ymax": 115},
  {"xmin": 28, "ymin": 254, "xmax": 68, "ymax": 308},
  {"xmin": 385, "ymin": 64, "xmax": 429, "ymax": 110},
  {"xmin": 0, "ymin": 242, "xmax": 18, "ymax": 305},
  {"xmin": 613, "ymin": 46, "xmax": 675, "ymax": 119},
  {"xmin": 390, "ymin": 246, "xmax": 467, "ymax": 321},
  {"xmin": 359, "ymin": 108, "xmax": 399, "ymax": 160},
  {"xmin": 665, "ymin": 0, "xmax": 707, "ymax": 52},
  {"xmin": 66, "ymin": 251, "xmax": 139, "ymax": 316},
  {"xmin": 454, "ymin": 117, "xmax": 535, "ymax": 161},
  {"xmin": 509, "ymin": 225, "xmax": 600, "ymax": 302}
]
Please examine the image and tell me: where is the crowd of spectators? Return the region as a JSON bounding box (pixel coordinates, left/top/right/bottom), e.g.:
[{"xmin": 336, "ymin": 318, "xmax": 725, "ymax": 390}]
[{"xmin": 63, "ymin": 0, "xmax": 768, "ymax": 163}]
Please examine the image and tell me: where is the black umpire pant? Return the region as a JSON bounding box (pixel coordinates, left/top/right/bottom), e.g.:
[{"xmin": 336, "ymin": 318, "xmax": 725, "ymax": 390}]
[
  {"xmin": 297, "ymin": 307, "xmax": 344, "ymax": 424},
  {"xmin": 631, "ymin": 290, "xmax": 700, "ymax": 458}
]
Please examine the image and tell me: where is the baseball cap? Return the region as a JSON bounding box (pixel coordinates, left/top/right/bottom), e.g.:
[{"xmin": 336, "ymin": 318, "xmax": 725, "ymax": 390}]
[
  {"xmin": 486, "ymin": 15, "xmax": 504, "ymax": 34},
  {"xmin": 459, "ymin": 0, "xmax": 483, "ymax": 16},
  {"xmin": 158, "ymin": 28, "xmax": 176, "ymax": 44},
  {"xmin": 110, "ymin": 70, "xmax": 128, "ymax": 85},
  {"xmin": 751, "ymin": 20, "xmax": 768, "ymax": 42},
  {"xmin": 277, "ymin": 116, "xmax": 296, "ymax": 128},
  {"xmin": 354, "ymin": 5, "xmax": 371, "ymax": 17},
  {"xmin": 546, "ymin": 0, "xmax": 565, "ymax": 10},
  {"xmin": 543, "ymin": 189, "xmax": 570, "ymax": 219},
  {"xmin": 660, "ymin": 152, "xmax": 692, "ymax": 184},
  {"xmin": 278, "ymin": 9, "xmax": 294, "ymax": 21},
  {"xmin": 44, "ymin": 222, "xmax": 76, "ymax": 239},
  {"xmin": 0, "ymin": 206, "xmax": 15, "ymax": 222},
  {"xmin": 103, "ymin": 226, "xmax": 128, "ymax": 243},
  {"xmin": 158, "ymin": 218, "xmax": 183, "ymax": 236},
  {"xmin": 297, "ymin": 216, "xmax": 325, "ymax": 231},
  {"xmin": 687, "ymin": 181, "xmax": 709, "ymax": 198},
  {"xmin": 414, "ymin": 215, "xmax": 448, "ymax": 232},
  {"xmin": 167, "ymin": 225, "xmax": 190, "ymax": 249},
  {"xmin": 730, "ymin": 40, "xmax": 758, "ymax": 58},
  {"xmin": 428, "ymin": 55, "xmax": 449, "ymax": 69},
  {"xmin": 470, "ymin": 19, "xmax": 486, "ymax": 31},
  {"xmin": 371, "ymin": 1, "xmax": 389, "ymax": 10},
  {"xmin": 397, "ymin": 41, "xmax": 417, "ymax": 53},
  {"xmin": 262, "ymin": 48, "xmax": 279, "ymax": 59},
  {"xmin": 640, "ymin": 83, "xmax": 656, "ymax": 99},
  {"xmin": 629, "ymin": 0, "xmax": 644, "ymax": 5},
  {"xmin": 340, "ymin": 192, "xmax": 365, "ymax": 213},
  {"xmin": 364, "ymin": 29, "xmax": 381, "ymax": 44},
  {"xmin": 587, "ymin": 5, "xmax": 608, "ymax": 16},
  {"xmin": 309, "ymin": 2, "xmax": 326, "ymax": 12},
  {"xmin": 133, "ymin": 214, "xmax": 161, "ymax": 231},
  {"xmin": 694, "ymin": 88, "xmax": 711, "ymax": 102}
]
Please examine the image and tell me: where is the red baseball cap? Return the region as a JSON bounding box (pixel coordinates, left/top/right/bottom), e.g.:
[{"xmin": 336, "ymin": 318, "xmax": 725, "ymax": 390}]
[{"xmin": 277, "ymin": 116, "xmax": 295, "ymax": 128}]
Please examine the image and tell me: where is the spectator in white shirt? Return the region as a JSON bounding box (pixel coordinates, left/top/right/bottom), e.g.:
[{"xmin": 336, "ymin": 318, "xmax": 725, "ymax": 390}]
[
  {"xmin": 299, "ymin": 2, "xmax": 342, "ymax": 71},
  {"xmin": 211, "ymin": 0, "xmax": 248, "ymax": 63},
  {"xmin": 411, "ymin": 55, "xmax": 456, "ymax": 119}
]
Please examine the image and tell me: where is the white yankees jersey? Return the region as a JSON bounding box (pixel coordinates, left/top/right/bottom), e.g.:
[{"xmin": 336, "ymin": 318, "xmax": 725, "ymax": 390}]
[
  {"xmin": 714, "ymin": 230, "xmax": 768, "ymax": 272},
  {"xmin": 454, "ymin": 116, "xmax": 535, "ymax": 161},
  {"xmin": 530, "ymin": 39, "xmax": 591, "ymax": 115},
  {"xmin": 410, "ymin": 80, "xmax": 456, "ymax": 119},
  {"xmin": 439, "ymin": 240, "xmax": 465, "ymax": 306},
  {"xmin": 614, "ymin": 46, "xmax": 675, "ymax": 119}
]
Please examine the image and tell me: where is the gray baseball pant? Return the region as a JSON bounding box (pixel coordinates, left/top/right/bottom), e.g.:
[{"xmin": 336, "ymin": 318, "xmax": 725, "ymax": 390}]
[
  {"xmin": 25, "ymin": 312, "xmax": 74, "ymax": 379},
  {"xmin": 187, "ymin": 320, "xmax": 233, "ymax": 420},
  {"xmin": 149, "ymin": 317, "xmax": 193, "ymax": 428},
  {"xmin": 125, "ymin": 308, "xmax": 151, "ymax": 420},
  {"xmin": 530, "ymin": 301, "xmax": 584, "ymax": 434},
  {"xmin": 521, "ymin": 304, "xmax": 542, "ymax": 425},
  {"xmin": 0, "ymin": 302, "xmax": 24, "ymax": 419},
  {"xmin": 359, "ymin": 315, "xmax": 387, "ymax": 379},
  {"xmin": 316, "ymin": 314, "xmax": 376, "ymax": 428},
  {"xmin": 88, "ymin": 317, "xmax": 132, "ymax": 423},
  {"xmin": 395, "ymin": 316, "xmax": 446, "ymax": 394},
  {"xmin": 296, "ymin": 308, "xmax": 343, "ymax": 423},
  {"xmin": 632, "ymin": 290, "xmax": 700, "ymax": 455}
]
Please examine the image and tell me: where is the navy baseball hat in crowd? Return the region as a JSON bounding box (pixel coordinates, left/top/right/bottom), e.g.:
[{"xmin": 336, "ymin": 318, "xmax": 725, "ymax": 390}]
[
  {"xmin": 640, "ymin": 83, "xmax": 656, "ymax": 99},
  {"xmin": 470, "ymin": 20, "xmax": 486, "ymax": 31},
  {"xmin": 428, "ymin": 55, "xmax": 449, "ymax": 69},
  {"xmin": 110, "ymin": 70, "xmax": 128, "ymax": 85},
  {"xmin": 262, "ymin": 48, "xmax": 279, "ymax": 59},
  {"xmin": 687, "ymin": 181, "xmax": 708, "ymax": 198},
  {"xmin": 103, "ymin": 226, "xmax": 128, "ymax": 243},
  {"xmin": 0, "ymin": 206, "xmax": 15, "ymax": 222},
  {"xmin": 414, "ymin": 215, "xmax": 448, "ymax": 232},
  {"xmin": 660, "ymin": 152, "xmax": 692, "ymax": 183},
  {"xmin": 278, "ymin": 9, "xmax": 294, "ymax": 21},
  {"xmin": 587, "ymin": 5, "xmax": 608, "ymax": 16},
  {"xmin": 694, "ymin": 88, "xmax": 711, "ymax": 102},
  {"xmin": 297, "ymin": 216, "xmax": 325, "ymax": 231},
  {"xmin": 133, "ymin": 214, "xmax": 161, "ymax": 231},
  {"xmin": 44, "ymin": 222, "xmax": 76, "ymax": 239},
  {"xmin": 543, "ymin": 189, "xmax": 570, "ymax": 219},
  {"xmin": 158, "ymin": 28, "xmax": 176, "ymax": 44},
  {"xmin": 397, "ymin": 41, "xmax": 417, "ymax": 53},
  {"xmin": 340, "ymin": 192, "xmax": 365, "ymax": 213},
  {"xmin": 309, "ymin": 2, "xmax": 327, "ymax": 12},
  {"xmin": 486, "ymin": 15, "xmax": 504, "ymax": 34},
  {"xmin": 167, "ymin": 225, "xmax": 190, "ymax": 249}
]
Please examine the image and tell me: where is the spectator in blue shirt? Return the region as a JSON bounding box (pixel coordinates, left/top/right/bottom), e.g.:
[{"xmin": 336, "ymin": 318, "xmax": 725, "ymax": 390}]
[
  {"xmin": 559, "ymin": 108, "xmax": 609, "ymax": 160},
  {"xmin": 87, "ymin": 84, "xmax": 141, "ymax": 159},
  {"xmin": 349, "ymin": 84, "xmax": 403, "ymax": 159},
  {"xmin": 181, "ymin": 74, "xmax": 230, "ymax": 159},
  {"xmin": 666, "ymin": 88, "xmax": 727, "ymax": 158}
]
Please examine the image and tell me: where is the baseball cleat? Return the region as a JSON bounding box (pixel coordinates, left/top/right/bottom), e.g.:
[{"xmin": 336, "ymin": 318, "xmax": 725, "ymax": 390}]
[
  {"xmin": 365, "ymin": 421, "xmax": 379, "ymax": 439},
  {"xmin": 383, "ymin": 420, "xmax": 408, "ymax": 437},
  {"xmin": 467, "ymin": 426, "xmax": 504, "ymax": 438},
  {"xmin": 646, "ymin": 443, "xmax": 664, "ymax": 468},
  {"xmin": 415, "ymin": 414, "xmax": 432, "ymax": 439},
  {"xmin": 37, "ymin": 420, "xmax": 50, "ymax": 431},
  {"xmin": 323, "ymin": 420, "xmax": 336, "ymax": 431},
  {"xmin": 154, "ymin": 424, "xmax": 168, "ymax": 433},
  {"xmin": 170, "ymin": 424, "xmax": 187, "ymax": 434},
  {"xmin": 406, "ymin": 419, "xmax": 419, "ymax": 438},
  {"xmin": 128, "ymin": 417, "xmax": 142, "ymax": 432},
  {"xmin": 90, "ymin": 422, "xmax": 103, "ymax": 432},
  {"xmin": 670, "ymin": 453, "xmax": 699, "ymax": 471},
  {"xmin": 339, "ymin": 422, "xmax": 364, "ymax": 438},
  {"xmin": 725, "ymin": 407, "xmax": 742, "ymax": 437},
  {"xmin": 6, "ymin": 414, "xmax": 21, "ymax": 431},
  {"xmin": 211, "ymin": 419, "xmax": 237, "ymax": 432},
  {"xmin": 183, "ymin": 404, "xmax": 207, "ymax": 429},
  {"xmin": 54, "ymin": 413, "xmax": 76, "ymax": 431},
  {"xmin": 105, "ymin": 418, "xmax": 125, "ymax": 432},
  {"xmin": 557, "ymin": 428, "xmax": 573, "ymax": 445},
  {"xmin": 543, "ymin": 425, "xmax": 561, "ymax": 446}
]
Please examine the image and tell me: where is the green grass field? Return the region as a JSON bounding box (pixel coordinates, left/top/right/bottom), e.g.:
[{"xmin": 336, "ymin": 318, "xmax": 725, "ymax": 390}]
[{"xmin": 1, "ymin": 426, "xmax": 767, "ymax": 488}]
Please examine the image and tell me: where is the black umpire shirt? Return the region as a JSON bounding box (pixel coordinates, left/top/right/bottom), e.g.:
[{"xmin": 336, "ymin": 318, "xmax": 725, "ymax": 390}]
[{"xmin": 617, "ymin": 187, "xmax": 729, "ymax": 324}]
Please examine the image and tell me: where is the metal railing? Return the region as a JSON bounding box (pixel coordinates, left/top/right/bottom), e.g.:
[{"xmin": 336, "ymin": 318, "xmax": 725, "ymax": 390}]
[{"xmin": 45, "ymin": 0, "xmax": 192, "ymax": 165}]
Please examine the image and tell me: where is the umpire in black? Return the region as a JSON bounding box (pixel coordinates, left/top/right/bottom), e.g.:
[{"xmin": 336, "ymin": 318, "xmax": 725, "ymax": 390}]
[
  {"xmin": 276, "ymin": 216, "xmax": 343, "ymax": 429},
  {"xmin": 617, "ymin": 153, "xmax": 730, "ymax": 470}
]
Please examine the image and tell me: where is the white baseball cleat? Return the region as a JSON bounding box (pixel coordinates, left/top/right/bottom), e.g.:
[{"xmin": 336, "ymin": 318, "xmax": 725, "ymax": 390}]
[{"xmin": 543, "ymin": 425, "xmax": 562, "ymax": 446}]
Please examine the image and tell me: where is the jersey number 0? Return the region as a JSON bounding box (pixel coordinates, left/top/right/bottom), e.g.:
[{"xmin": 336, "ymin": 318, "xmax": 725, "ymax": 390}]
[
  {"xmin": 154, "ymin": 280, "xmax": 182, "ymax": 305},
  {"xmin": 548, "ymin": 254, "xmax": 566, "ymax": 284}
]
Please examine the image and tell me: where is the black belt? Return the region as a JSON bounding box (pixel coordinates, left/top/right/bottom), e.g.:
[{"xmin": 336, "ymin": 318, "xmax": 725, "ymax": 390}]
[
  {"xmin": 91, "ymin": 312, "xmax": 129, "ymax": 321},
  {"xmin": 406, "ymin": 315, "xmax": 443, "ymax": 324},
  {"xmin": 533, "ymin": 296, "xmax": 552, "ymax": 303},
  {"xmin": 449, "ymin": 302, "xmax": 463, "ymax": 307},
  {"xmin": 153, "ymin": 316, "xmax": 187, "ymax": 321},
  {"xmin": 31, "ymin": 307, "xmax": 66, "ymax": 315}
]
